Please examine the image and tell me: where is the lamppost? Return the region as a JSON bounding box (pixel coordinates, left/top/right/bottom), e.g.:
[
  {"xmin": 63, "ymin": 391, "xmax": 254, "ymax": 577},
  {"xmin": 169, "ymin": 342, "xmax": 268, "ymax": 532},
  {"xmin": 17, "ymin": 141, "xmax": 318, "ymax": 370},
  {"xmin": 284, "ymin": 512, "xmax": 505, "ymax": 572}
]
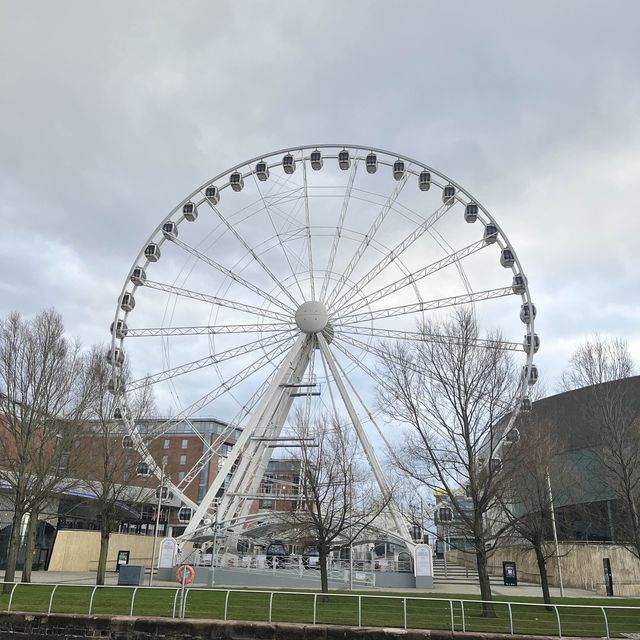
[
  {"xmin": 210, "ymin": 499, "xmax": 219, "ymax": 586},
  {"xmin": 546, "ymin": 468, "xmax": 565, "ymax": 597},
  {"xmin": 149, "ymin": 462, "xmax": 166, "ymax": 586}
]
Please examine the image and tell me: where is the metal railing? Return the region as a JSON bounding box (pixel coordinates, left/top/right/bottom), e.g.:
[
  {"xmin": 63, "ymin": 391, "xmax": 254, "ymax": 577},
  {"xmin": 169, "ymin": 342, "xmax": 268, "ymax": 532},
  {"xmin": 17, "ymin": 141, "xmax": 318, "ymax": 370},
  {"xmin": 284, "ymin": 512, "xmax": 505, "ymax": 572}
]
[{"xmin": 2, "ymin": 582, "xmax": 640, "ymax": 638}]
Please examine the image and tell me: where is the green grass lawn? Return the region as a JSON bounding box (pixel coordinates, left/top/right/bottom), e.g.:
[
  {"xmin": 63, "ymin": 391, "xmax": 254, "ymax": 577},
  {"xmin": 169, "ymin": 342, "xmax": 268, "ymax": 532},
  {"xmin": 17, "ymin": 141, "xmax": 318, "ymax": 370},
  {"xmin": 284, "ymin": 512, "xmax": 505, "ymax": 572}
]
[{"xmin": 1, "ymin": 584, "xmax": 639, "ymax": 638}]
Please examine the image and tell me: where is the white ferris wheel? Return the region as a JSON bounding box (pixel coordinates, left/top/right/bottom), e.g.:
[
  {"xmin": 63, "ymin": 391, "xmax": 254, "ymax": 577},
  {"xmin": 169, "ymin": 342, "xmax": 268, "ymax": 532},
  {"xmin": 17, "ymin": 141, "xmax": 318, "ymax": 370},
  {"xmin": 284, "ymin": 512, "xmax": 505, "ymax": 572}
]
[{"xmin": 108, "ymin": 144, "xmax": 539, "ymax": 548}]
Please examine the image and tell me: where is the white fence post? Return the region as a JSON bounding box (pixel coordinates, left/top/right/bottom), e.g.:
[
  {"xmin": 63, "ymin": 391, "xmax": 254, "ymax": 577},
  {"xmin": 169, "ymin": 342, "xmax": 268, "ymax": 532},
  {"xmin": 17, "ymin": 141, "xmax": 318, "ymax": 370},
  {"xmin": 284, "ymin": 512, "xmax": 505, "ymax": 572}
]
[
  {"xmin": 553, "ymin": 605, "xmax": 562, "ymax": 638},
  {"xmin": 88, "ymin": 586, "xmax": 98, "ymax": 615},
  {"xmin": 507, "ymin": 602, "xmax": 514, "ymax": 635},
  {"xmin": 172, "ymin": 588, "xmax": 180, "ymax": 618},
  {"xmin": 449, "ymin": 600, "xmax": 455, "ymax": 632},
  {"xmin": 47, "ymin": 585, "xmax": 59, "ymax": 614},
  {"xmin": 269, "ymin": 592, "xmax": 274, "ymax": 623},
  {"xmin": 224, "ymin": 590, "xmax": 230, "ymax": 620},
  {"xmin": 313, "ymin": 593, "xmax": 317, "ymax": 625},
  {"xmin": 7, "ymin": 583, "xmax": 18, "ymax": 612},
  {"xmin": 358, "ymin": 595, "xmax": 362, "ymax": 627},
  {"xmin": 130, "ymin": 587, "xmax": 139, "ymax": 616},
  {"xmin": 601, "ymin": 607, "xmax": 610, "ymax": 640},
  {"xmin": 403, "ymin": 597, "xmax": 407, "ymax": 629}
]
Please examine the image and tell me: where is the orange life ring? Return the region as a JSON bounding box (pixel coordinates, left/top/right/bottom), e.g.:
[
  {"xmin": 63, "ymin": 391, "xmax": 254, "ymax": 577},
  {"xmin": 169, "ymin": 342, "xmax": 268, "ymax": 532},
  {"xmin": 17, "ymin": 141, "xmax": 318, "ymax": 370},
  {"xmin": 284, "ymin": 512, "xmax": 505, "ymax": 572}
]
[{"xmin": 176, "ymin": 564, "xmax": 196, "ymax": 585}]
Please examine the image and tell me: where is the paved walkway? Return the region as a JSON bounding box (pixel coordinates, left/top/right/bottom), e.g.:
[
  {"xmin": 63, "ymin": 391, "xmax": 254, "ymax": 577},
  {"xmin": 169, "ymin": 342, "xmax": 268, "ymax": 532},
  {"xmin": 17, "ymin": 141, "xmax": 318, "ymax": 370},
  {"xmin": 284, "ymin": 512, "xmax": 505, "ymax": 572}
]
[{"xmin": 0, "ymin": 570, "xmax": 603, "ymax": 599}]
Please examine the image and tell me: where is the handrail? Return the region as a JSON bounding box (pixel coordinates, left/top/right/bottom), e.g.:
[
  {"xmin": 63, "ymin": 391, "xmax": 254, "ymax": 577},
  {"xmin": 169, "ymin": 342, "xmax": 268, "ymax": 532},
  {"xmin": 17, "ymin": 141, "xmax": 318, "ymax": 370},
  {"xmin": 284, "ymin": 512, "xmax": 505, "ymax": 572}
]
[{"xmin": 0, "ymin": 579, "xmax": 638, "ymax": 638}]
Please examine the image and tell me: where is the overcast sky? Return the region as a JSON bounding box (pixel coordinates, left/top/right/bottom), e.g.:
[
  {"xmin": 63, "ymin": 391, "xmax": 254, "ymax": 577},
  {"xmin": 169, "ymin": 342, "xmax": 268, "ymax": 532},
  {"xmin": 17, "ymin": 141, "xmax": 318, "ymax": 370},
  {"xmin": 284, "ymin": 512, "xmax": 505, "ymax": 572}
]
[{"xmin": 1, "ymin": 0, "xmax": 639, "ymax": 405}]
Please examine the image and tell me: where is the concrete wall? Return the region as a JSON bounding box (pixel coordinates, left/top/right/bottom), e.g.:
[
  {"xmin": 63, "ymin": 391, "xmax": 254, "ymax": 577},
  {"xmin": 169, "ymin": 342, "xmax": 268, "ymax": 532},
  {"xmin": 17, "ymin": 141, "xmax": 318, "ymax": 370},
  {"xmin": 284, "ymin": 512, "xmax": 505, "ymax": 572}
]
[
  {"xmin": 449, "ymin": 543, "xmax": 640, "ymax": 596},
  {"xmin": 48, "ymin": 531, "xmax": 160, "ymax": 572}
]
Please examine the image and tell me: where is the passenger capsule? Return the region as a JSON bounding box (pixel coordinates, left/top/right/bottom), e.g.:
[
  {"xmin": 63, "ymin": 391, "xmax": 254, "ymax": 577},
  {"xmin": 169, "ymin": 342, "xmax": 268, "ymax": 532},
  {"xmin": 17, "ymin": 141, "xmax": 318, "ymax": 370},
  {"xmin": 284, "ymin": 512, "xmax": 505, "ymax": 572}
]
[
  {"xmin": 283, "ymin": 153, "xmax": 296, "ymax": 174},
  {"xmin": 130, "ymin": 266, "xmax": 146, "ymax": 287},
  {"xmin": 366, "ymin": 153, "xmax": 378, "ymax": 174},
  {"xmin": 418, "ymin": 170, "xmax": 431, "ymax": 191},
  {"xmin": 145, "ymin": 243, "xmax": 160, "ymax": 262},
  {"xmin": 178, "ymin": 507, "xmax": 192, "ymax": 522},
  {"xmin": 182, "ymin": 202, "xmax": 197, "ymax": 222},
  {"xmin": 310, "ymin": 150, "xmax": 323, "ymax": 170},
  {"xmin": 500, "ymin": 247, "xmax": 515, "ymax": 268},
  {"xmin": 162, "ymin": 222, "xmax": 178, "ymax": 240},
  {"xmin": 110, "ymin": 320, "xmax": 128, "ymax": 339},
  {"xmin": 106, "ymin": 347, "xmax": 125, "ymax": 366},
  {"xmin": 255, "ymin": 160, "xmax": 269, "ymax": 181},
  {"xmin": 393, "ymin": 159, "xmax": 405, "ymax": 180},
  {"xmin": 512, "ymin": 274, "xmax": 526, "ymax": 295},
  {"xmin": 523, "ymin": 364, "xmax": 539, "ymax": 385},
  {"xmin": 338, "ymin": 149, "xmax": 350, "ymax": 170},
  {"xmin": 230, "ymin": 171, "xmax": 244, "ymax": 192},
  {"xmin": 120, "ymin": 292, "xmax": 135, "ymax": 312},
  {"xmin": 136, "ymin": 462, "xmax": 150, "ymax": 477},
  {"xmin": 114, "ymin": 407, "xmax": 123, "ymax": 420},
  {"xmin": 205, "ymin": 185, "xmax": 220, "ymax": 204},
  {"xmin": 523, "ymin": 332, "xmax": 540, "ymax": 354},
  {"xmin": 505, "ymin": 428, "xmax": 520, "ymax": 443},
  {"xmin": 122, "ymin": 435, "xmax": 134, "ymax": 449},
  {"xmin": 520, "ymin": 397, "xmax": 532, "ymax": 412},
  {"xmin": 442, "ymin": 184, "xmax": 456, "ymax": 205},
  {"xmin": 490, "ymin": 457, "xmax": 503, "ymax": 473},
  {"xmin": 520, "ymin": 303, "xmax": 537, "ymax": 324},
  {"xmin": 483, "ymin": 224, "xmax": 498, "ymax": 244},
  {"xmin": 465, "ymin": 203, "xmax": 478, "ymax": 223}
]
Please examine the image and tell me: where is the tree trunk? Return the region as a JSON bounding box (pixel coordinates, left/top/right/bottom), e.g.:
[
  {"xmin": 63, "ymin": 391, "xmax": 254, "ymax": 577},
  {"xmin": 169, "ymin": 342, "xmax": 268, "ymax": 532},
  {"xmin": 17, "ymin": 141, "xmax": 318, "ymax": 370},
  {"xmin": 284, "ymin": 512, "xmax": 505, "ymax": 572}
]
[
  {"xmin": 21, "ymin": 514, "xmax": 39, "ymax": 583},
  {"xmin": 475, "ymin": 544, "xmax": 495, "ymax": 618},
  {"xmin": 96, "ymin": 528, "xmax": 110, "ymax": 585},
  {"xmin": 318, "ymin": 545, "xmax": 329, "ymax": 600},
  {"xmin": 3, "ymin": 506, "xmax": 25, "ymax": 593},
  {"xmin": 533, "ymin": 544, "xmax": 552, "ymax": 609}
]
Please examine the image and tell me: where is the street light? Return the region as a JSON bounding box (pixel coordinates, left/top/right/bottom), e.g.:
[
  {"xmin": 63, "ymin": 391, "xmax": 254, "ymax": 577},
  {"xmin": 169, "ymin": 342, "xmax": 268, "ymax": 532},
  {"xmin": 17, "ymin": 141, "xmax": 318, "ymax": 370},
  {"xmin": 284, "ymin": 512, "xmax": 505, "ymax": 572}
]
[
  {"xmin": 149, "ymin": 462, "xmax": 166, "ymax": 586},
  {"xmin": 546, "ymin": 468, "xmax": 565, "ymax": 597}
]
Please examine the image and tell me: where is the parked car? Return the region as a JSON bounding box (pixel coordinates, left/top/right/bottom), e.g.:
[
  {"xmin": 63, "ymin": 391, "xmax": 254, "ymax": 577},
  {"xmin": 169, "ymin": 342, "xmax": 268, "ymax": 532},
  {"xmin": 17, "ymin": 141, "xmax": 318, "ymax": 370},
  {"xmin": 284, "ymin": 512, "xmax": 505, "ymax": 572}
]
[
  {"xmin": 302, "ymin": 546, "xmax": 320, "ymax": 569},
  {"xmin": 265, "ymin": 541, "xmax": 290, "ymax": 567}
]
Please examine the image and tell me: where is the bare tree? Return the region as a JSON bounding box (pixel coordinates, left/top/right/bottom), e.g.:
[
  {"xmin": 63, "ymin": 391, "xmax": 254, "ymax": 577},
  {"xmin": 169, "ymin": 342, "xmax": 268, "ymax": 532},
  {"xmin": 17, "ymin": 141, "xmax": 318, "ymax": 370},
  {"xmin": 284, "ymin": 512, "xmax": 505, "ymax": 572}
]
[
  {"xmin": 377, "ymin": 308, "xmax": 518, "ymax": 616},
  {"xmin": 281, "ymin": 410, "xmax": 392, "ymax": 596},
  {"xmin": 561, "ymin": 335, "xmax": 640, "ymax": 557},
  {"xmin": 73, "ymin": 345, "xmax": 157, "ymax": 585},
  {"xmin": 500, "ymin": 418, "xmax": 577, "ymax": 606},
  {"xmin": 0, "ymin": 310, "xmax": 91, "ymax": 588}
]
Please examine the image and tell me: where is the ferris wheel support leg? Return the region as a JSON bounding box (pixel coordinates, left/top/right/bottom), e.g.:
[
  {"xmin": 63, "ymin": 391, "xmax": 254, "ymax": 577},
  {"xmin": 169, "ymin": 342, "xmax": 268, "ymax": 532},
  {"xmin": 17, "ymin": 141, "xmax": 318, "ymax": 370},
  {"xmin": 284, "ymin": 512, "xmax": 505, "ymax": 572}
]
[
  {"xmin": 180, "ymin": 335, "xmax": 309, "ymax": 539},
  {"xmin": 225, "ymin": 341, "xmax": 313, "ymax": 523},
  {"xmin": 316, "ymin": 334, "xmax": 414, "ymax": 549}
]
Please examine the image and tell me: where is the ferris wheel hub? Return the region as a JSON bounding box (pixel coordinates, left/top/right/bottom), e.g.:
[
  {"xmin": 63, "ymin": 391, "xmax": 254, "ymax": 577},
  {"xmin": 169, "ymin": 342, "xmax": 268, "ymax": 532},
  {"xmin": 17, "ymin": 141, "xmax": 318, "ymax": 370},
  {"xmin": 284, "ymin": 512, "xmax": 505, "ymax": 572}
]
[{"xmin": 295, "ymin": 301, "xmax": 329, "ymax": 334}]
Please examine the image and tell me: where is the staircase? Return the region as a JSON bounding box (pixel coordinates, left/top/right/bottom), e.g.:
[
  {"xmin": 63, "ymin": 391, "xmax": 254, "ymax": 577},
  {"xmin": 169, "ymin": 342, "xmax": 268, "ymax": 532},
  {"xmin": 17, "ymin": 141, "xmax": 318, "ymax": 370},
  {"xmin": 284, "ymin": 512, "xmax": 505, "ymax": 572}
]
[{"xmin": 432, "ymin": 558, "xmax": 502, "ymax": 585}]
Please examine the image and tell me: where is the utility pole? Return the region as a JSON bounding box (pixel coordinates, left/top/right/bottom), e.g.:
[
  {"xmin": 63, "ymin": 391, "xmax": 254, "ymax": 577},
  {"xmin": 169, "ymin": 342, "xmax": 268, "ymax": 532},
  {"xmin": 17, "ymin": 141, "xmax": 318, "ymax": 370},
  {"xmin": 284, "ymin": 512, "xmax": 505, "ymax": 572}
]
[
  {"xmin": 546, "ymin": 468, "xmax": 565, "ymax": 597},
  {"xmin": 149, "ymin": 462, "xmax": 166, "ymax": 586}
]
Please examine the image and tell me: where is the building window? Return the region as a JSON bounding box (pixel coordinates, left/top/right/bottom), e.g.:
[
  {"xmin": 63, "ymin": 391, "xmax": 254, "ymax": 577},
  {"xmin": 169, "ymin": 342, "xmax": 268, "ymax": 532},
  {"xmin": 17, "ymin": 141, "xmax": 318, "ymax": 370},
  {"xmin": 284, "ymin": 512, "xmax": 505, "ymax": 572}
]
[
  {"xmin": 179, "ymin": 455, "xmax": 186, "ymax": 465},
  {"xmin": 178, "ymin": 471, "xmax": 185, "ymax": 481},
  {"xmin": 123, "ymin": 472, "xmax": 130, "ymax": 481},
  {"xmin": 162, "ymin": 455, "xmax": 168, "ymax": 466},
  {"xmin": 163, "ymin": 439, "xmax": 170, "ymax": 449},
  {"xmin": 181, "ymin": 439, "xmax": 188, "ymax": 449}
]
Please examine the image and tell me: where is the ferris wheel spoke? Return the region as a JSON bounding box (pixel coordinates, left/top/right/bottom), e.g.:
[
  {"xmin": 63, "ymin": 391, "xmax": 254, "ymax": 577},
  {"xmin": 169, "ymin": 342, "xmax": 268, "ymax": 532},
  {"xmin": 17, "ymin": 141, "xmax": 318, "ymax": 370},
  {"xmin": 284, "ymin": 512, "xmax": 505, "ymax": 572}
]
[
  {"xmin": 205, "ymin": 200, "xmax": 300, "ymax": 307},
  {"xmin": 251, "ymin": 174, "xmax": 307, "ymax": 301},
  {"xmin": 326, "ymin": 173, "xmax": 408, "ymax": 308},
  {"xmin": 302, "ymin": 159, "xmax": 316, "ymax": 300},
  {"xmin": 127, "ymin": 333, "xmax": 293, "ymax": 392},
  {"xmin": 334, "ymin": 239, "xmax": 488, "ymax": 317},
  {"xmin": 319, "ymin": 160, "xmax": 359, "ymax": 301},
  {"xmin": 169, "ymin": 236, "xmax": 296, "ymax": 314},
  {"xmin": 337, "ymin": 325, "xmax": 523, "ymax": 352},
  {"xmin": 336, "ymin": 287, "xmax": 515, "ymax": 324},
  {"xmin": 143, "ymin": 339, "xmax": 294, "ymax": 440},
  {"xmin": 142, "ymin": 280, "xmax": 291, "ymax": 323},
  {"xmin": 330, "ymin": 200, "xmax": 457, "ymax": 313},
  {"xmin": 125, "ymin": 322, "xmax": 292, "ymax": 338}
]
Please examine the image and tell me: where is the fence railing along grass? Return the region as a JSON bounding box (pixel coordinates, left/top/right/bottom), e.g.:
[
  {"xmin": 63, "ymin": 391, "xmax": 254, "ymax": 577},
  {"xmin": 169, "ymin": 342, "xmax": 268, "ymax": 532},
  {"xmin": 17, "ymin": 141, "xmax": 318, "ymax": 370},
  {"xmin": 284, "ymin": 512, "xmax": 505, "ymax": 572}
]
[{"xmin": 1, "ymin": 582, "xmax": 640, "ymax": 638}]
